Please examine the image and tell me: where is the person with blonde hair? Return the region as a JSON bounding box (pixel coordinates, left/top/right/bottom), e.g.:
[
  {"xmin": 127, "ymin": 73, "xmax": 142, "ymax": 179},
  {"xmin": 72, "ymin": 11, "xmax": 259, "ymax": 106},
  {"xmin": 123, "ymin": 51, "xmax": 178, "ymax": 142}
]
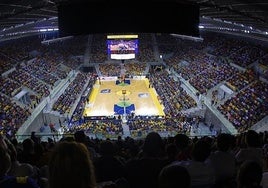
[{"xmin": 48, "ymin": 141, "xmax": 96, "ymax": 188}]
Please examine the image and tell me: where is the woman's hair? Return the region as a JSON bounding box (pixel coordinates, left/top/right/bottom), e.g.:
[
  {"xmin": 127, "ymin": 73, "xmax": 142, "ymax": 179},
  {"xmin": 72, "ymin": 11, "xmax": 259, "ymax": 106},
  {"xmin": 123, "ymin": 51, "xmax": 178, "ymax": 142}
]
[{"xmin": 49, "ymin": 141, "xmax": 96, "ymax": 188}]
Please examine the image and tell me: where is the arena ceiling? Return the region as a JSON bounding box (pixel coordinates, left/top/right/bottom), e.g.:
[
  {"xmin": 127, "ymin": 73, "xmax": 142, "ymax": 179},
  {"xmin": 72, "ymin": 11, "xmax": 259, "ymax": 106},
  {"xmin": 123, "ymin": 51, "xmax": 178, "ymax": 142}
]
[{"xmin": 0, "ymin": 0, "xmax": 267, "ymax": 40}]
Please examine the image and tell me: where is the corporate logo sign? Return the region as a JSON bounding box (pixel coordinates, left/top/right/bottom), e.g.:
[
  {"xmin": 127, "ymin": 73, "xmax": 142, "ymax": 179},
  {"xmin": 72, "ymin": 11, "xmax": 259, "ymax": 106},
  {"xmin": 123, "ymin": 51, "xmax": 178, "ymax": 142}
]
[
  {"xmin": 100, "ymin": 89, "xmax": 111, "ymax": 94},
  {"xmin": 138, "ymin": 93, "xmax": 149, "ymax": 98}
]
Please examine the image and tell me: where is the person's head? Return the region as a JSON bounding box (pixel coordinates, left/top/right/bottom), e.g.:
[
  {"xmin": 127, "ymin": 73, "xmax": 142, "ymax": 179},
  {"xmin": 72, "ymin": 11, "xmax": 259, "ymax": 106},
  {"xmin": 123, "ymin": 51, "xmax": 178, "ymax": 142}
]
[
  {"xmin": 158, "ymin": 164, "xmax": 191, "ymax": 188},
  {"xmin": 192, "ymin": 139, "xmax": 211, "ymax": 162},
  {"xmin": 49, "ymin": 141, "xmax": 96, "ymax": 188},
  {"xmin": 0, "ymin": 146, "xmax": 11, "ymax": 176},
  {"xmin": 245, "ymin": 130, "xmax": 261, "ymax": 148},
  {"xmin": 74, "ymin": 130, "xmax": 87, "ymax": 142},
  {"xmin": 99, "ymin": 140, "xmax": 115, "ymax": 156},
  {"xmin": 165, "ymin": 143, "xmax": 178, "ymax": 161},
  {"xmin": 237, "ymin": 160, "xmax": 263, "ymax": 188},
  {"xmin": 143, "ymin": 132, "xmax": 163, "ymax": 158},
  {"xmin": 217, "ymin": 133, "xmax": 232, "ymax": 152},
  {"xmin": 22, "ymin": 138, "xmax": 35, "ymax": 153},
  {"xmin": 174, "ymin": 133, "xmax": 190, "ymax": 151}
]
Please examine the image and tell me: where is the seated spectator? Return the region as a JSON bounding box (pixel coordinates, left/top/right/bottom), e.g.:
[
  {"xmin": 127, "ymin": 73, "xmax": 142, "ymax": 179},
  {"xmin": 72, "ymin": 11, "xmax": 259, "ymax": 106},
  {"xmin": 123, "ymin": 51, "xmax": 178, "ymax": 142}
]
[
  {"xmin": 93, "ymin": 140, "xmax": 125, "ymax": 183},
  {"xmin": 0, "ymin": 136, "xmax": 39, "ymax": 188},
  {"xmin": 236, "ymin": 130, "xmax": 265, "ymax": 169},
  {"xmin": 237, "ymin": 160, "xmax": 263, "ymax": 188},
  {"xmin": 172, "ymin": 139, "xmax": 215, "ymax": 187},
  {"xmin": 158, "ymin": 164, "xmax": 191, "ymax": 188},
  {"xmin": 48, "ymin": 141, "xmax": 96, "ymax": 188},
  {"xmin": 174, "ymin": 133, "xmax": 192, "ymax": 161},
  {"xmin": 124, "ymin": 132, "xmax": 167, "ymax": 188},
  {"xmin": 206, "ymin": 133, "xmax": 236, "ymax": 187}
]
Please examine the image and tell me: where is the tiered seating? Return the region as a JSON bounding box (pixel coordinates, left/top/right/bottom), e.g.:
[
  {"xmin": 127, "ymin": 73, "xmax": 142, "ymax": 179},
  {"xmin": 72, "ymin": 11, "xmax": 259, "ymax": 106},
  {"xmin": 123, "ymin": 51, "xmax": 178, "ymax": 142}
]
[
  {"xmin": 68, "ymin": 119, "xmax": 123, "ymax": 137},
  {"xmin": 90, "ymin": 34, "xmax": 107, "ymax": 63},
  {"xmin": 229, "ymin": 46, "xmax": 266, "ymax": 67},
  {"xmin": 71, "ymin": 75, "xmax": 96, "ymax": 123},
  {"xmin": 124, "ymin": 62, "xmax": 147, "ymax": 76},
  {"xmin": 7, "ymin": 69, "xmax": 50, "ymax": 99},
  {"xmin": 189, "ymin": 62, "xmax": 238, "ymax": 94},
  {"xmin": 0, "ymin": 94, "xmax": 31, "ymax": 135},
  {"xmin": 0, "ymin": 36, "xmax": 42, "ymax": 61},
  {"xmin": 0, "ymin": 77, "xmax": 22, "ymax": 97},
  {"xmin": 225, "ymin": 69, "xmax": 256, "ymax": 92},
  {"xmin": 52, "ymin": 72, "xmax": 88, "ymax": 115},
  {"xmin": 210, "ymin": 38, "xmax": 245, "ymax": 57},
  {"xmin": 150, "ymin": 70, "xmax": 197, "ymax": 117},
  {"xmin": 0, "ymin": 54, "xmax": 17, "ymax": 74},
  {"xmin": 99, "ymin": 63, "xmax": 121, "ymax": 76},
  {"xmin": 218, "ymin": 80, "xmax": 268, "ymax": 132},
  {"xmin": 136, "ymin": 33, "xmax": 155, "ymax": 62}
]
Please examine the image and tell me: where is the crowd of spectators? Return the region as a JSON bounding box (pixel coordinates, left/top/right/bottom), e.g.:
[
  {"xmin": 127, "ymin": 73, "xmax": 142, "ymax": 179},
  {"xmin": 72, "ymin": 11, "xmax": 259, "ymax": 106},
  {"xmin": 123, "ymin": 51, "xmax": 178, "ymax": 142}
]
[
  {"xmin": 0, "ymin": 94, "xmax": 31, "ymax": 136},
  {"xmin": 0, "ymin": 36, "xmax": 42, "ymax": 61},
  {"xmin": 52, "ymin": 72, "xmax": 89, "ymax": 115},
  {"xmin": 218, "ymin": 80, "xmax": 268, "ymax": 132},
  {"xmin": 99, "ymin": 63, "xmax": 121, "ymax": 77},
  {"xmin": 150, "ymin": 70, "xmax": 197, "ymax": 116},
  {"xmin": 124, "ymin": 62, "xmax": 147, "ymax": 76},
  {"xmin": 0, "ymin": 129, "xmax": 268, "ymax": 188},
  {"xmin": 67, "ymin": 119, "xmax": 123, "ymax": 138},
  {"xmin": 7, "ymin": 69, "xmax": 50, "ymax": 101},
  {"xmin": 0, "ymin": 77, "xmax": 22, "ymax": 97},
  {"xmin": 0, "ymin": 32, "xmax": 267, "ymax": 143},
  {"xmin": 70, "ymin": 74, "xmax": 96, "ymax": 124},
  {"xmin": 229, "ymin": 46, "xmax": 266, "ymax": 68},
  {"xmin": 128, "ymin": 114, "xmax": 200, "ymax": 138},
  {"xmin": 90, "ymin": 34, "xmax": 108, "ymax": 63},
  {"xmin": 0, "ymin": 54, "xmax": 17, "ymax": 74},
  {"xmin": 225, "ymin": 69, "xmax": 256, "ymax": 92}
]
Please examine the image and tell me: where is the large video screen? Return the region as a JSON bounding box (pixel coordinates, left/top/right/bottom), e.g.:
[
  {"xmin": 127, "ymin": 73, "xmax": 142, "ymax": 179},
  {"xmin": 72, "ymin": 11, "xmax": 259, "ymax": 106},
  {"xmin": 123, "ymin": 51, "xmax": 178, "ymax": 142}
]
[{"xmin": 107, "ymin": 35, "xmax": 138, "ymax": 60}]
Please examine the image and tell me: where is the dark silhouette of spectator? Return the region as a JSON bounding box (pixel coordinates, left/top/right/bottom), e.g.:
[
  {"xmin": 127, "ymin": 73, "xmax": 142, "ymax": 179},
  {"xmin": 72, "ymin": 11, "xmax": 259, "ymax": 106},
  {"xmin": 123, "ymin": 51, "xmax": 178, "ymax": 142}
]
[
  {"xmin": 31, "ymin": 132, "xmax": 39, "ymax": 145},
  {"xmin": 3, "ymin": 137, "xmax": 38, "ymax": 179},
  {"xmin": 93, "ymin": 140, "xmax": 125, "ymax": 183},
  {"xmin": 174, "ymin": 133, "xmax": 192, "ymax": 161},
  {"xmin": 124, "ymin": 132, "xmax": 167, "ymax": 188},
  {"xmin": 17, "ymin": 138, "xmax": 38, "ymax": 166},
  {"xmin": 74, "ymin": 130, "xmax": 97, "ymax": 160},
  {"xmin": 0, "ymin": 137, "xmax": 39, "ymax": 188},
  {"xmin": 236, "ymin": 130, "xmax": 265, "ymax": 169},
  {"xmin": 237, "ymin": 160, "xmax": 263, "ymax": 188},
  {"xmin": 48, "ymin": 141, "xmax": 96, "ymax": 188},
  {"xmin": 206, "ymin": 133, "xmax": 236, "ymax": 187},
  {"xmin": 172, "ymin": 139, "xmax": 215, "ymax": 187},
  {"xmin": 165, "ymin": 143, "xmax": 178, "ymax": 163},
  {"xmin": 158, "ymin": 164, "xmax": 191, "ymax": 188}
]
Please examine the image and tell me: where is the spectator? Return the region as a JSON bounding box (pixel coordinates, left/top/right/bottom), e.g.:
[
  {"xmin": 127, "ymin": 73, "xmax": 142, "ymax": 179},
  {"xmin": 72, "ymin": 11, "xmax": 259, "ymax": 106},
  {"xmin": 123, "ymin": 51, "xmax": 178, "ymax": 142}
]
[
  {"xmin": 93, "ymin": 140, "xmax": 125, "ymax": 183},
  {"xmin": 0, "ymin": 136, "xmax": 39, "ymax": 188},
  {"xmin": 124, "ymin": 132, "xmax": 167, "ymax": 188},
  {"xmin": 206, "ymin": 133, "xmax": 236, "ymax": 187},
  {"xmin": 237, "ymin": 160, "xmax": 263, "ymax": 188},
  {"xmin": 158, "ymin": 164, "xmax": 191, "ymax": 188},
  {"xmin": 172, "ymin": 139, "xmax": 215, "ymax": 187},
  {"xmin": 48, "ymin": 141, "xmax": 96, "ymax": 188},
  {"xmin": 236, "ymin": 130, "xmax": 265, "ymax": 169}
]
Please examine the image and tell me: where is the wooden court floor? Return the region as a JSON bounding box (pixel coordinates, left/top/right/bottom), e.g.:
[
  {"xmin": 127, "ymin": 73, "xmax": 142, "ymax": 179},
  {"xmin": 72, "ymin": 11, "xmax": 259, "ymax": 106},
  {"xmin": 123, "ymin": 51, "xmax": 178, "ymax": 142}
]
[{"xmin": 83, "ymin": 78, "xmax": 165, "ymax": 117}]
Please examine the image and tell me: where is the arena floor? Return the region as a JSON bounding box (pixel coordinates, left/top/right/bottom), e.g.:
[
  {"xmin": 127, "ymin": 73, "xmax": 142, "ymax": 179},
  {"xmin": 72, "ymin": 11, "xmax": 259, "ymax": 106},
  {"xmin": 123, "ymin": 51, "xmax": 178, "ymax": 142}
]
[{"xmin": 83, "ymin": 78, "xmax": 165, "ymax": 117}]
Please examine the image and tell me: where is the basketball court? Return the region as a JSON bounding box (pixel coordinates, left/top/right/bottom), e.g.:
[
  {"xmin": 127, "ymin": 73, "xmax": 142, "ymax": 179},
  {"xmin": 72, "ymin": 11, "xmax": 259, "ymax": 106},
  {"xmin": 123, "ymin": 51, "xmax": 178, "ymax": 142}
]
[{"xmin": 83, "ymin": 78, "xmax": 165, "ymax": 117}]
